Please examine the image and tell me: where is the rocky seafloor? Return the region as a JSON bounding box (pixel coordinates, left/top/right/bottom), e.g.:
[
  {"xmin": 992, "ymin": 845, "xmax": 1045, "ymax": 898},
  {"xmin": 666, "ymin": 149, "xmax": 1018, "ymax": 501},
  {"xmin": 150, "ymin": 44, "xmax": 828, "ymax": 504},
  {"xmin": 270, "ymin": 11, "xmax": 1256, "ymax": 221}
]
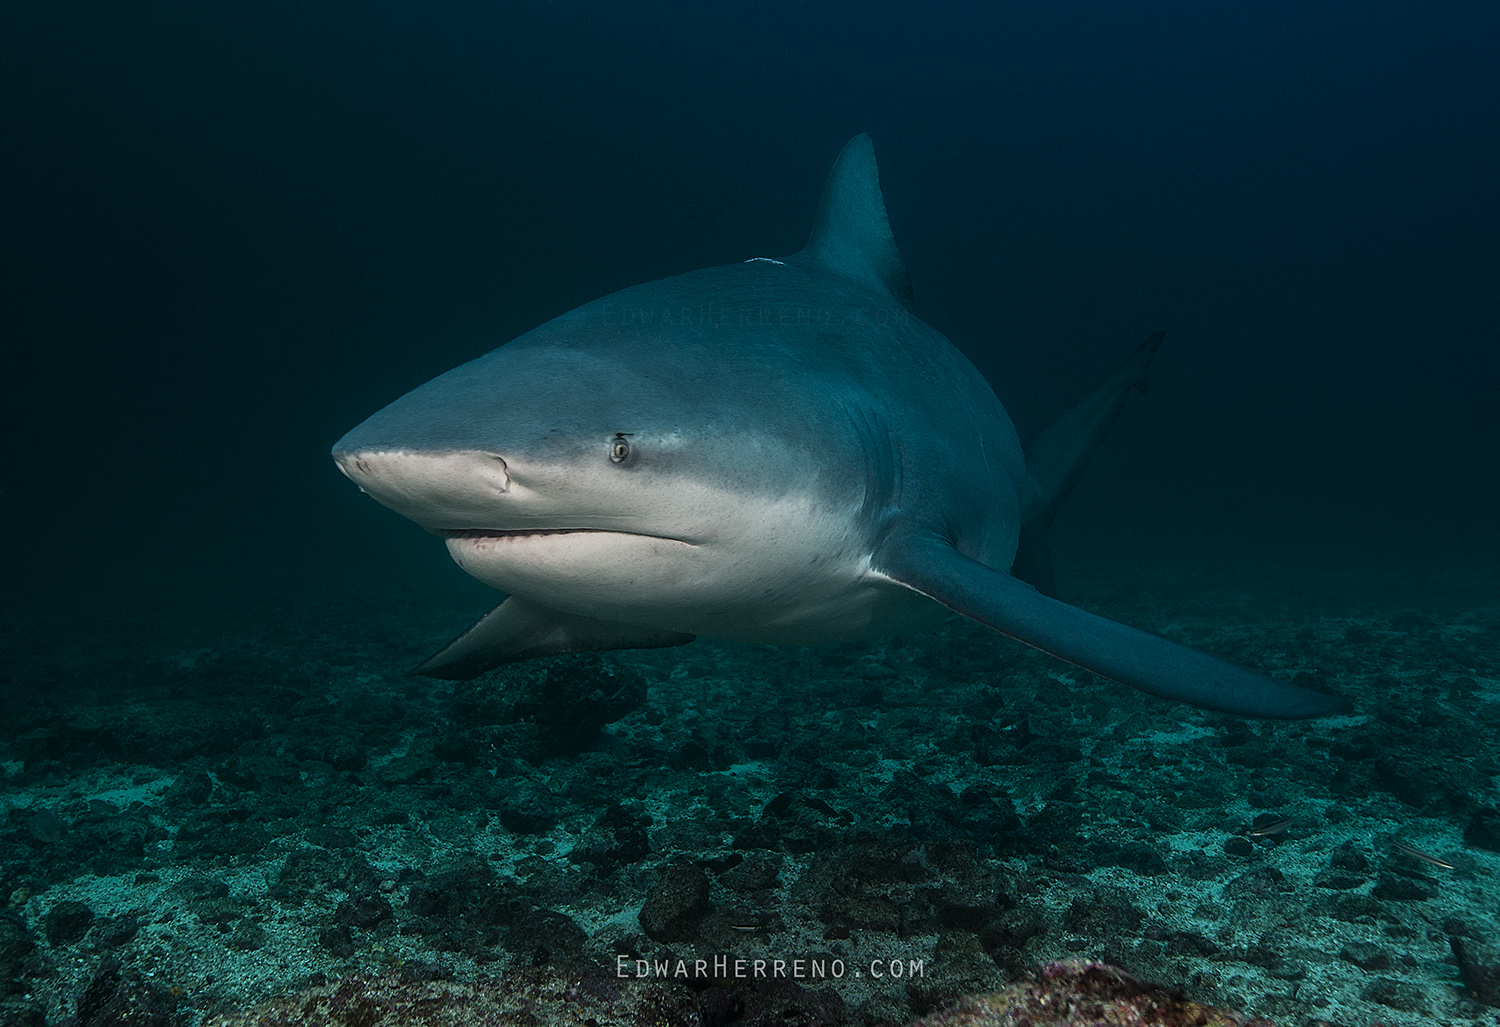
[{"xmin": 2, "ymin": 557, "xmax": 1499, "ymax": 1026}]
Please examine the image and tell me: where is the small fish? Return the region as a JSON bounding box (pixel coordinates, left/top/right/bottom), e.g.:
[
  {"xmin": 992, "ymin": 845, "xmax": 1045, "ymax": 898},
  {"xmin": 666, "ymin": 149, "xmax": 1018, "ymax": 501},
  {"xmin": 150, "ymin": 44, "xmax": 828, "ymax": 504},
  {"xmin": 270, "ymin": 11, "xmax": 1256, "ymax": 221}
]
[
  {"xmin": 729, "ymin": 924, "xmax": 764, "ymax": 932},
  {"xmin": 1392, "ymin": 841, "xmax": 1455, "ymax": 870},
  {"xmin": 1248, "ymin": 817, "xmax": 1295, "ymax": 837}
]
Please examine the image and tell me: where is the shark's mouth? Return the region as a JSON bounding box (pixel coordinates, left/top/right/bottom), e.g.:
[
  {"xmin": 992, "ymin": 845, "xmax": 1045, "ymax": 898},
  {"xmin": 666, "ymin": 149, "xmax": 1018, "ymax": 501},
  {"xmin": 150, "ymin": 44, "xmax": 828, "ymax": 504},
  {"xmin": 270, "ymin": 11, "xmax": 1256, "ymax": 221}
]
[
  {"xmin": 438, "ymin": 527, "xmax": 697, "ymax": 545},
  {"xmin": 437, "ymin": 527, "xmax": 606, "ymax": 540}
]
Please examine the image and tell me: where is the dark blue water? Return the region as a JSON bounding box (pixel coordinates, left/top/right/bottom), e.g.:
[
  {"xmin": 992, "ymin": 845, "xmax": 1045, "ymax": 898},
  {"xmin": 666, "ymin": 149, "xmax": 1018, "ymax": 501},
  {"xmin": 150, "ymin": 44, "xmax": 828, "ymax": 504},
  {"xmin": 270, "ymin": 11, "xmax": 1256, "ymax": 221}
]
[
  {"xmin": 5, "ymin": 0, "xmax": 1496, "ymax": 601},
  {"xmin": 2, "ymin": 3, "xmax": 1498, "ymax": 1024}
]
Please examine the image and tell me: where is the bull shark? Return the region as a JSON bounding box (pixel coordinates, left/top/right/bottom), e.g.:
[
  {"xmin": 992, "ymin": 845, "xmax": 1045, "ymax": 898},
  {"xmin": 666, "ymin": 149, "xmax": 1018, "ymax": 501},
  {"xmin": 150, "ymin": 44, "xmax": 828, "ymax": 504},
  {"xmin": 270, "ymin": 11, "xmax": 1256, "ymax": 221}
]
[{"xmin": 333, "ymin": 135, "xmax": 1348, "ymax": 720}]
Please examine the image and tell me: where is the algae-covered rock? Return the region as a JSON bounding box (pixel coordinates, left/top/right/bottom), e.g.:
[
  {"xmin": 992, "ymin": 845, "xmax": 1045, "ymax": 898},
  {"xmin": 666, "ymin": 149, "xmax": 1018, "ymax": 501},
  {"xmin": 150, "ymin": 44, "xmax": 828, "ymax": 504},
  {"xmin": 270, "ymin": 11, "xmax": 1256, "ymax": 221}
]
[
  {"xmin": 204, "ymin": 962, "xmax": 697, "ymax": 1027},
  {"xmin": 907, "ymin": 960, "xmax": 1276, "ymax": 1027}
]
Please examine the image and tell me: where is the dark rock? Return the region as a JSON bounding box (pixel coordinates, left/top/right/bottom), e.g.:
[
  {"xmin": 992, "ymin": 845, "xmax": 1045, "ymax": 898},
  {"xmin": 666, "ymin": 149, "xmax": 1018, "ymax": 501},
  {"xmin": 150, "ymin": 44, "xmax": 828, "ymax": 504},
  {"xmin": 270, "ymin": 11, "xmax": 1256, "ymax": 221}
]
[
  {"xmin": 569, "ymin": 804, "xmax": 651, "ymax": 876},
  {"xmin": 161, "ymin": 771, "xmax": 214, "ymax": 809},
  {"xmin": 214, "ymin": 753, "xmax": 300, "ymax": 792},
  {"xmin": 1164, "ymin": 931, "xmax": 1219, "ymax": 958},
  {"xmin": 639, "ymin": 865, "xmax": 711, "ymax": 942},
  {"xmin": 1361, "ymin": 976, "xmax": 1428, "ymax": 1014},
  {"xmin": 1223, "ymin": 836, "xmax": 1254, "ymax": 858},
  {"xmin": 321, "ymin": 735, "xmax": 368, "ymax": 771},
  {"xmin": 0, "ymin": 998, "xmax": 47, "ymax": 1026},
  {"xmin": 172, "ymin": 877, "xmax": 230, "ymax": 902},
  {"xmin": 176, "ymin": 816, "xmax": 270, "ymax": 857},
  {"xmin": 74, "ymin": 960, "xmax": 187, "ymax": 1027},
  {"xmin": 979, "ymin": 909, "xmax": 1045, "ymax": 956},
  {"xmin": 1093, "ymin": 841, "xmax": 1170, "ymax": 877},
  {"xmin": 1223, "ymin": 868, "xmax": 1289, "ymax": 897},
  {"xmin": 1339, "ymin": 941, "xmax": 1393, "ymax": 971},
  {"xmin": 937, "ymin": 902, "xmax": 1000, "ymax": 932},
  {"xmin": 305, "ymin": 826, "xmax": 359, "ymax": 850},
  {"xmin": 497, "ymin": 781, "xmax": 558, "ymax": 834},
  {"xmin": 699, "ymin": 976, "xmax": 847, "ymax": 1027},
  {"xmin": 1450, "ymin": 936, "xmax": 1500, "ymax": 1008},
  {"xmin": 761, "ymin": 792, "xmax": 795, "ymax": 819},
  {"xmin": 206, "ymin": 962, "xmax": 699, "ymax": 1027},
  {"xmin": 319, "ymin": 924, "xmax": 355, "ymax": 958},
  {"xmin": 1371, "ymin": 874, "xmax": 1436, "ymax": 902},
  {"xmin": 191, "ymin": 897, "xmax": 247, "ymax": 927},
  {"xmin": 440, "ymin": 655, "xmax": 646, "ymax": 765},
  {"xmin": 270, "ymin": 849, "xmax": 381, "ymax": 905},
  {"xmin": 44, "ymin": 900, "xmax": 94, "ymax": 945},
  {"xmin": 95, "ymin": 916, "xmax": 141, "ymax": 948},
  {"xmin": 1464, "ymin": 807, "xmax": 1500, "ymax": 853},
  {"xmin": 669, "ymin": 739, "xmax": 715, "ymax": 771},
  {"xmin": 0, "ymin": 916, "xmax": 37, "ymax": 997},
  {"xmin": 1325, "ymin": 894, "xmax": 1387, "ymax": 923},
  {"xmin": 720, "ymin": 856, "xmax": 780, "ymax": 893},
  {"xmin": 228, "ymin": 920, "xmax": 267, "ymax": 951},
  {"xmin": 1063, "ymin": 895, "xmax": 1143, "ymax": 938},
  {"xmin": 374, "ymin": 753, "xmax": 437, "ymax": 786},
  {"xmin": 405, "ymin": 863, "xmax": 529, "ymax": 956},
  {"xmin": 337, "ymin": 894, "xmax": 393, "ymax": 930},
  {"xmin": 502, "ymin": 910, "xmax": 586, "ymax": 965},
  {"xmin": 27, "ymin": 810, "xmax": 64, "ymax": 845},
  {"xmin": 819, "ymin": 895, "xmax": 900, "ymax": 933},
  {"xmin": 1329, "ymin": 840, "xmax": 1370, "ymax": 872}
]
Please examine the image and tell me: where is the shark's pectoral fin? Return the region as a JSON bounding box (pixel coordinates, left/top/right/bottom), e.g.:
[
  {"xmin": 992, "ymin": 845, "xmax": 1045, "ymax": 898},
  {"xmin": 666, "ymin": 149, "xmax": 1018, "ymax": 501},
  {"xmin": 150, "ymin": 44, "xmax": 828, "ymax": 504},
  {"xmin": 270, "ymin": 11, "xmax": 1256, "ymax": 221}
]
[
  {"xmin": 877, "ymin": 531, "xmax": 1350, "ymax": 719},
  {"xmin": 414, "ymin": 597, "xmax": 695, "ymax": 680},
  {"xmin": 1009, "ymin": 523, "xmax": 1057, "ymax": 597}
]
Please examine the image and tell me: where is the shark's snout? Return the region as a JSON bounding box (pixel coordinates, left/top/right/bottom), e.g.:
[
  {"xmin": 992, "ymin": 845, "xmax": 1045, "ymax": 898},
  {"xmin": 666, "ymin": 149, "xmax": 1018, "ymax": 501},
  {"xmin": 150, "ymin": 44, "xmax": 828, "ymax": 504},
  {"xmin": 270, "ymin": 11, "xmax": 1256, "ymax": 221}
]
[{"xmin": 332, "ymin": 449, "xmax": 512, "ymax": 528}]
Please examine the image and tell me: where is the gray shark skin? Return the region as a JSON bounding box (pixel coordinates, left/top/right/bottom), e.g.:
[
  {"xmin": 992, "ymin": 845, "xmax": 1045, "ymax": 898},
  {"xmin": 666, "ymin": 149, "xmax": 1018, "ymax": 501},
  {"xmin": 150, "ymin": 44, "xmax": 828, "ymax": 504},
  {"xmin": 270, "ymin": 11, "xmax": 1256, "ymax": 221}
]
[{"xmin": 333, "ymin": 135, "xmax": 1348, "ymax": 720}]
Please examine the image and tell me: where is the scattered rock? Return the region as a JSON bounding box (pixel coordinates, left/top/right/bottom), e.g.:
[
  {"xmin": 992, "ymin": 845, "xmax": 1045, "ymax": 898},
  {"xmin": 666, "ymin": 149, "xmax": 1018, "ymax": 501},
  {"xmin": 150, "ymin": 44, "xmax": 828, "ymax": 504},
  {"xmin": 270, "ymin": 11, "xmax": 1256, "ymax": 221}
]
[
  {"xmin": 720, "ymin": 855, "xmax": 780, "ymax": 893},
  {"xmin": 43, "ymin": 900, "xmax": 94, "ymax": 945},
  {"xmin": 1371, "ymin": 874, "xmax": 1436, "ymax": 902},
  {"xmin": 439, "ymin": 655, "xmax": 646, "ymax": 765},
  {"xmin": 73, "ymin": 961, "xmax": 188, "ymax": 1027},
  {"xmin": 1338, "ymin": 941, "xmax": 1392, "ymax": 972},
  {"xmin": 1223, "ymin": 836, "xmax": 1253, "ymax": 858},
  {"xmin": 209, "ymin": 962, "xmax": 698, "ymax": 1027},
  {"xmin": 1361, "ymin": 976, "xmax": 1428, "ymax": 1014},
  {"xmin": 639, "ymin": 864, "xmax": 711, "ymax": 942},
  {"xmin": 501, "ymin": 910, "xmax": 586, "ymax": 965},
  {"xmin": 1463, "ymin": 807, "xmax": 1500, "ymax": 853},
  {"xmin": 569, "ymin": 803, "xmax": 652, "ymax": 875},
  {"xmin": 0, "ymin": 916, "xmax": 38, "ymax": 997},
  {"xmin": 699, "ymin": 976, "xmax": 847, "ymax": 1027},
  {"xmin": 497, "ymin": 780, "xmax": 558, "ymax": 834},
  {"xmin": 907, "ymin": 960, "xmax": 1273, "ymax": 1026},
  {"xmin": 228, "ymin": 920, "xmax": 267, "ymax": 952},
  {"xmin": 1450, "ymin": 936, "xmax": 1500, "ymax": 1008}
]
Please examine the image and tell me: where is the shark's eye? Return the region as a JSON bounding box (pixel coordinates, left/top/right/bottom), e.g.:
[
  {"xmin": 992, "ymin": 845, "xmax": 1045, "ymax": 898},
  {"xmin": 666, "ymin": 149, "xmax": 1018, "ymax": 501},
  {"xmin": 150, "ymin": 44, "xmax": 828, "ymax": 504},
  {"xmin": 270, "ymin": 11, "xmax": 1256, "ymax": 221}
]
[{"xmin": 609, "ymin": 434, "xmax": 632, "ymax": 463}]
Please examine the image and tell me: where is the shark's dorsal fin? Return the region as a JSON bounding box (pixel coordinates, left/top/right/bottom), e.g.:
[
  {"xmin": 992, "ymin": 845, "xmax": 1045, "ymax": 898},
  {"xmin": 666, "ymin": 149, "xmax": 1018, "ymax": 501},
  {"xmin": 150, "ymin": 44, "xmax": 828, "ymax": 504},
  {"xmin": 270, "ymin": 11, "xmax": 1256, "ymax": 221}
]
[{"xmin": 799, "ymin": 134, "xmax": 915, "ymax": 311}]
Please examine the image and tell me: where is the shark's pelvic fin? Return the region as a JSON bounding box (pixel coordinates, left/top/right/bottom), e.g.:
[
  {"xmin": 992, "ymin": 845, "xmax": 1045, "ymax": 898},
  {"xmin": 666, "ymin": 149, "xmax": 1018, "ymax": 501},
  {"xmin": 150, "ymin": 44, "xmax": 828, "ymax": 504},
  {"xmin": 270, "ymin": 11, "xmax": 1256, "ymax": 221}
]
[
  {"xmin": 413, "ymin": 596, "xmax": 695, "ymax": 680},
  {"xmin": 879, "ymin": 530, "xmax": 1350, "ymax": 719},
  {"xmin": 1012, "ymin": 331, "xmax": 1165, "ymax": 595},
  {"xmin": 798, "ymin": 134, "xmax": 915, "ymax": 311}
]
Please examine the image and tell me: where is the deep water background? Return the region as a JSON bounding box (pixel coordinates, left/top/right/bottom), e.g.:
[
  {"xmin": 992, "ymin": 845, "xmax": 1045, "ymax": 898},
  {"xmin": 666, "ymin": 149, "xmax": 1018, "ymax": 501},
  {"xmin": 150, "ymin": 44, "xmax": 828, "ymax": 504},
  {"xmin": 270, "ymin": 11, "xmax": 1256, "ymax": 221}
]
[{"xmin": 3, "ymin": 0, "xmax": 1497, "ymax": 636}]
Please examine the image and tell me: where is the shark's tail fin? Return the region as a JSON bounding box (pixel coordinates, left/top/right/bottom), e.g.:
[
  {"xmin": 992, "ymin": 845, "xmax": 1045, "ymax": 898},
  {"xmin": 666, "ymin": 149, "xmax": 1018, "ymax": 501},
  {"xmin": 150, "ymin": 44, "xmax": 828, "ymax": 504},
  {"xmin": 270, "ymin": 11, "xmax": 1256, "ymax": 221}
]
[{"xmin": 1012, "ymin": 331, "xmax": 1165, "ymax": 595}]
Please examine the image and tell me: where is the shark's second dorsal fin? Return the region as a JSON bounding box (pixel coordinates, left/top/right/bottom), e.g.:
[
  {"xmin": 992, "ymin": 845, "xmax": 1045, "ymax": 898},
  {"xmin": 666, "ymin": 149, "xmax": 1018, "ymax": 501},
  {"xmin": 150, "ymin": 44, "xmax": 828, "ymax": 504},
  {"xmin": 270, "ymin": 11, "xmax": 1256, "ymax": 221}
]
[{"xmin": 800, "ymin": 134, "xmax": 915, "ymax": 311}]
